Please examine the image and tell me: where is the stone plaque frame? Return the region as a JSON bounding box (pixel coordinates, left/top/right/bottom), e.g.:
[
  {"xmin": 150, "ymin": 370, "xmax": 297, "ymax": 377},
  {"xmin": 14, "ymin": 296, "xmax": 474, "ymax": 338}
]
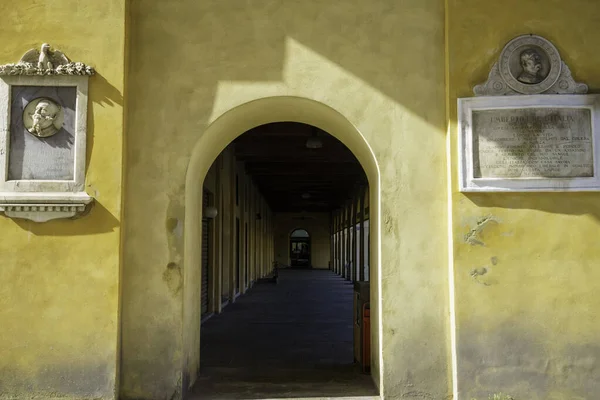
[
  {"xmin": 0, "ymin": 74, "xmax": 92, "ymax": 221},
  {"xmin": 459, "ymin": 94, "xmax": 600, "ymax": 192}
]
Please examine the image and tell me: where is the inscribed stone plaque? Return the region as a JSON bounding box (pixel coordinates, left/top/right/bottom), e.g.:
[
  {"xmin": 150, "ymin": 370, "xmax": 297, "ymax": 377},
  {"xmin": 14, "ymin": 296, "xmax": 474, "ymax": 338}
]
[
  {"xmin": 472, "ymin": 108, "xmax": 593, "ymax": 178},
  {"xmin": 8, "ymin": 86, "xmax": 76, "ymax": 180}
]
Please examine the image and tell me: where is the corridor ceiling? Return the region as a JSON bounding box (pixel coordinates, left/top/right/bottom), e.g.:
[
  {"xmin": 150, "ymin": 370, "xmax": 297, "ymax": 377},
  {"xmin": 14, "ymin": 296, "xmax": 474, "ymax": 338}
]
[{"xmin": 233, "ymin": 122, "xmax": 366, "ymax": 212}]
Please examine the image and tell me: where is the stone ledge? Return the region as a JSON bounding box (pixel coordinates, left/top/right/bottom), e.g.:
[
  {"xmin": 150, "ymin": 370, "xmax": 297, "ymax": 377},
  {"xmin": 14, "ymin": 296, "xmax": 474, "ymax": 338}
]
[{"xmin": 0, "ymin": 192, "xmax": 93, "ymax": 222}]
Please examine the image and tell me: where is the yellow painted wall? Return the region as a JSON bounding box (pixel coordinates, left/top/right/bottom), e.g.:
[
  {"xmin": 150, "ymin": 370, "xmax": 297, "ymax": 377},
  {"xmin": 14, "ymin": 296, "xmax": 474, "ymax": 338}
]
[
  {"xmin": 122, "ymin": 1, "xmax": 449, "ymax": 399},
  {"xmin": 448, "ymin": 1, "xmax": 600, "ymax": 399},
  {"xmin": 274, "ymin": 212, "xmax": 331, "ymax": 269},
  {"xmin": 0, "ymin": 1, "xmax": 126, "ymax": 399},
  {"xmin": 4, "ymin": 2, "xmax": 600, "ymax": 399}
]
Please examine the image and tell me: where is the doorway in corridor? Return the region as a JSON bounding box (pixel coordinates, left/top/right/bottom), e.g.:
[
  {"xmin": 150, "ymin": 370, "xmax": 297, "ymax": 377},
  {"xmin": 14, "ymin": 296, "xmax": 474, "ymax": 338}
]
[
  {"xmin": 290, "ymin": 229, "xmax": 311, "ymax": 267},
  {"xmin": 194, "ymin": 119, "xmax": 376, "ymax": 399}
]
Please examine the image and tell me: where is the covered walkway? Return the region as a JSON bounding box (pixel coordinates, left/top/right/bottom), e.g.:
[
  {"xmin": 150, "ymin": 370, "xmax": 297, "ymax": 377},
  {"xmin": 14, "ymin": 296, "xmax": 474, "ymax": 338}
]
[{"xmin": 191, "ymin": 269, "xmax": 378, "ymax": 399}]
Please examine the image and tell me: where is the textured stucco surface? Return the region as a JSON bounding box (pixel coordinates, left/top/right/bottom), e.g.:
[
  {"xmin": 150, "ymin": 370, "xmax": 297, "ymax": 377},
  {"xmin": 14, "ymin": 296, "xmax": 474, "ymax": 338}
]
[
  {"xmin": 448, "ymin": 1, "xmax": 600, "ymax": 399},
  {"xmin": 5, "ymin": 2, "xmax": 597, "ymax": 400},
  {"xmin": 121, "ymin": 1, "xmax": 449, "ymax": 399},
  {"xmin": 0, "ymin": 1, "xmax": 126, "ymax": 399}
]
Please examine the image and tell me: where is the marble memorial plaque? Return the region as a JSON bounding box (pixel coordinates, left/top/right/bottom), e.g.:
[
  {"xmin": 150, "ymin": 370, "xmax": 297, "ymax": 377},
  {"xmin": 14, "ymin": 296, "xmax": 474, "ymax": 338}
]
[
  {"xmin": 472, "ymin": 108, "xmax": 593, "ymax": 178},
  {"xmin": 0, "ymin": 44, "xmax": 94, "ymax": 222},
  {"xmin": 8, "ymin": 86, "xmax": 76, "ymax": 180},
  {"xmin": 458, "ymin": 95, "xmax": 600, "ymax": 192}
]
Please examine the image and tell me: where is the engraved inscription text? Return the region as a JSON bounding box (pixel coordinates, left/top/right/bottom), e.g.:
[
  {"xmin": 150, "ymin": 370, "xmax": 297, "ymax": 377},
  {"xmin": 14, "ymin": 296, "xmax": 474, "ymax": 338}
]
[{"xmin": 472, "ymin": 108, "xmax": 593, "ymax": 178}]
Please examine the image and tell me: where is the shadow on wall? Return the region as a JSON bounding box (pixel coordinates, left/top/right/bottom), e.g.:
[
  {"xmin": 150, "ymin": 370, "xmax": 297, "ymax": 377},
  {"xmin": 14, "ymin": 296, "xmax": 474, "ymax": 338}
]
[
  {"xmin": 90, "ymin": 73, "xmax": 124, "ymax": 108},
  {"xmin": 465, "ymin": 192, "xmax": 600, "ymax": 221},
  {"xmin": 86, "ymin": 73, "xmax": 124, "ymax": 173},
  {"xmin": 122, "ymin": 2, "xmax": 446, "ymax": 399},
  {"xmin": 12, "ymin": 201, "xmax": 119, "ymax": 236},
  {"xmin": 127, "ymin": 1, "xmax": 445, "ymax": 134}
]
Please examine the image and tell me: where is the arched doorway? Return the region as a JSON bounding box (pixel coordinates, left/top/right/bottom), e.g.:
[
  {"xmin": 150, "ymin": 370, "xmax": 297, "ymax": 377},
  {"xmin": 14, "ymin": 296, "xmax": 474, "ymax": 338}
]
[
  {"xmin": 289, "ymin": 229, "xmax": 311, "ymax": 267},
  {"xmin": 182, "ymin": 96, "xmax": 382, "ymax": 396}
]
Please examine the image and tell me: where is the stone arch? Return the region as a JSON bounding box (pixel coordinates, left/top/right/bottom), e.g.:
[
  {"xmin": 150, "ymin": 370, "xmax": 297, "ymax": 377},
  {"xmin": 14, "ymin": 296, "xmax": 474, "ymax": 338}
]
[
  {"xmin": 289, "ymin": 228, "xmax": 311, "ymax": 238},
  {"xmin": 182, "ymin": 96, "xmax": 383, "ymax": 393}
]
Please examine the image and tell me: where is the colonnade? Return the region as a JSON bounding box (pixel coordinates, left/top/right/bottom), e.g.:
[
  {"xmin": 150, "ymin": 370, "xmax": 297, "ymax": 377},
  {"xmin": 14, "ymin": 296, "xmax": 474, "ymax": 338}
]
[
  {"xmin": 331, "ymin": 185, "xmax": 370, "ymax": 282},
  {"xmin": 203, "ymin": 145, "xmax": 275, "ymax": 318}
]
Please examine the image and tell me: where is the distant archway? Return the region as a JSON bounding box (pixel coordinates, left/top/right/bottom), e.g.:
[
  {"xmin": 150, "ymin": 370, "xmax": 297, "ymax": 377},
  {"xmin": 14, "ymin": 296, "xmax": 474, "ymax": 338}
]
[
  {"xmin": 289, "ymin": 228, "xmax": 311, "ymax": 267},
  {"xmin": 182, "ymin": 96, "xmax": 382, "ymax": 395}
]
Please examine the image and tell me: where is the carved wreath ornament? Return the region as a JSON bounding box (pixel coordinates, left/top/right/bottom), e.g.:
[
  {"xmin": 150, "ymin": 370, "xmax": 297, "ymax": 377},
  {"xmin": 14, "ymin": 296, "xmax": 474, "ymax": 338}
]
[{"xmin": 0, "ymin": 43, "xmax": 94, "ymax": 76}]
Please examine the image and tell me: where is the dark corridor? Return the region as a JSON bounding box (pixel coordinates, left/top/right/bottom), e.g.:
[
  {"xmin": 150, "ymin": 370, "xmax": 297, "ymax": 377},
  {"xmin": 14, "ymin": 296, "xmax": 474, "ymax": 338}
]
[{"xmin": 192, "ymin": 269, "xmax": 378, "ymax": 399}]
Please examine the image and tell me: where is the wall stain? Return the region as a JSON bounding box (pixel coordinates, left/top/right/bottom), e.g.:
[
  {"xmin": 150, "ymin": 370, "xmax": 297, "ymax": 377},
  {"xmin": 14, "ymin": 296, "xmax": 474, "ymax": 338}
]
[
  {"xmin": 464, "ymin": 215, "xmax": 498, "ymax": 246},
  {"xmin": 458, "ymin": 326, "xmax": 600, "ymax": 399},
  {"xmin": 163, "ymin": 262, "xmax": 182, "ymax": 295},
  {"xmin": 166, "ymin": 217, "xmax": 178, "ymax": 232},
  {"xmin": 166, "ymin": 192, "xmax": 185, "ymax": 275}
]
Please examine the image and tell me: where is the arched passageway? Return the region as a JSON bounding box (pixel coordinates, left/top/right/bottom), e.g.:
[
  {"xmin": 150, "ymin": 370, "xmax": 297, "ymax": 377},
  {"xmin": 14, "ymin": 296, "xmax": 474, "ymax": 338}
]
[
  {"xmin": 182, "ymin": 97, "xmax": 381, "ymax": 398},
  {"xmin": 290, "ymin": 229, "xmax": 311, "ymax": 267}
]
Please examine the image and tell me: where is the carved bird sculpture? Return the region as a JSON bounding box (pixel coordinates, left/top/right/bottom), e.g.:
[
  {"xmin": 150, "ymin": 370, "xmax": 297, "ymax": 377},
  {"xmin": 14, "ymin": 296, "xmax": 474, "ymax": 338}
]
[
  {"xmin": 37, "ymin": 43, "xmax": 52, "ymax": 70},
  {"xmin": 18, "ymin": 43, "xmax": 70, "ymax": 71}
]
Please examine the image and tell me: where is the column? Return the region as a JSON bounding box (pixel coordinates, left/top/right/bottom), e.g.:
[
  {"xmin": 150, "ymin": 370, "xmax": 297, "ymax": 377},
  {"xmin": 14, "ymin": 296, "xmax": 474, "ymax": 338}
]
[
  {"xmin": 214, "ymin": 156, "xmax": 223, "ymax": 313},
  {"xmin": 359, "ymin": 185, "xmax": 366, "ymax": 282}
]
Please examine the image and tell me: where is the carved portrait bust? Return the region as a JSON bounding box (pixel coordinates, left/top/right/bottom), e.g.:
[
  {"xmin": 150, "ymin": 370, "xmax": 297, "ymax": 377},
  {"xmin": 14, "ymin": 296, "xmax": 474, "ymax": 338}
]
[
  {"xmin": 476, "ymin": 35, "xmax": 569, "ymax": 95},
  {"xmin": 23, "ymin": 97, "xmax": 64, "ymax": 138},
  {"xmin": 517, "ymin": 48, "xmax": 545, "ymax": 84}
]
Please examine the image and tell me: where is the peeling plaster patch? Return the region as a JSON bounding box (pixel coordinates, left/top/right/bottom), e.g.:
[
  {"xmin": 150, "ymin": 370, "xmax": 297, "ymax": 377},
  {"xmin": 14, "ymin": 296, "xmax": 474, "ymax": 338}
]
[
  {"xmin": 464, "ymin": 215, "xmax": 499, "ymax": 246},
  {"xmin": 163, "ymin": 262, "xmax": 182, "ymax": 295},
  {"xmin": 166, "ymin": 218, "xmax": 183, "ymax": 238},
  {"xmin": 470, "ymin": 267, "xmax": 491, "ymax": 286},
  {"xmin": 383, "ymin": 208, "xmax": 394, "ymax": 234},
  {"xmin": 470, "ymin": 267, "xmax": 488, "ymax": 277}
]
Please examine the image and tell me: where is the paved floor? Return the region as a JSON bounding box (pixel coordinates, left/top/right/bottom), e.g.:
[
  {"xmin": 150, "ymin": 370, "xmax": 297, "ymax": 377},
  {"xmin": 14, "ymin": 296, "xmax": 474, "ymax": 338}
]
[{"xmin": 191, "ymin": 269, "xmax": 378, "ymax": 399}]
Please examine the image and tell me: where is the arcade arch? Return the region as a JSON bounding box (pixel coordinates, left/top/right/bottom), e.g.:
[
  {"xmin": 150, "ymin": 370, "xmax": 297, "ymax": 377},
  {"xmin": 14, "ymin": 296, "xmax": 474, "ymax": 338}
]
[{"xmin": 182, "ymin": 96, "xmax": 382, "ymax": 394}]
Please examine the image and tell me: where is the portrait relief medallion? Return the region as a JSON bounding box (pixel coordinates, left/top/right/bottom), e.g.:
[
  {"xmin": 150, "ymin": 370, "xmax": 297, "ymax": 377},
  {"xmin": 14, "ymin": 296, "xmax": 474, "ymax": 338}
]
[
  {"xmin": 499, "ymin": 35, "xmax": 561, "ymax": 94},
  {"xmin": 23, "ymin": 97, "xmax": 64, "ymax": 138}
]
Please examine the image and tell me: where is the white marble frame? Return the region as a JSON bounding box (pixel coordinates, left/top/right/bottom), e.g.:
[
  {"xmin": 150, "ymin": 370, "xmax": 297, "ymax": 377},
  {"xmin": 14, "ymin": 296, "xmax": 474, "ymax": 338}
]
[
  {"xmin": 458, "ymin": 94, "xmax": 600, "ymax": 192},
  {"xmin": 0, "ymin": 75, "xmax": 92, "ymax": 220}
]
